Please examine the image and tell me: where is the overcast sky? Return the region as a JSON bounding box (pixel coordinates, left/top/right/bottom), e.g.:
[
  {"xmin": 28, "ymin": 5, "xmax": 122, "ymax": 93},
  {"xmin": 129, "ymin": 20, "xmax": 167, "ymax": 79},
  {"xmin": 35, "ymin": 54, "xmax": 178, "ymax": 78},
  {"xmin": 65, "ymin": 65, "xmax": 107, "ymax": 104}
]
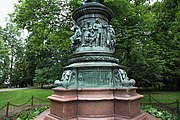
[
  {"xmin": 0, "ymin": 0, "xmax": 18, "ymax": 28},
  {"xmin": 0, "ymin": 0, "xmax": 160, "ymax": 28}
]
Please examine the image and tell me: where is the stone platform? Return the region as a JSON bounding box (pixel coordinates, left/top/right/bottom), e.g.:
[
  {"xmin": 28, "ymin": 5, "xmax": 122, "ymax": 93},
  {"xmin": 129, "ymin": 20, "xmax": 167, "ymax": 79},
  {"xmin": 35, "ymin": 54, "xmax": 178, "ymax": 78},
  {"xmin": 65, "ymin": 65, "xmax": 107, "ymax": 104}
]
[
  {"xmin": 44, "ymin": 87, "xmax": 147, "ymax": 120},
  {"xmin": 36, "ymin": 109, "xmax": 158, "ymax": 120}
]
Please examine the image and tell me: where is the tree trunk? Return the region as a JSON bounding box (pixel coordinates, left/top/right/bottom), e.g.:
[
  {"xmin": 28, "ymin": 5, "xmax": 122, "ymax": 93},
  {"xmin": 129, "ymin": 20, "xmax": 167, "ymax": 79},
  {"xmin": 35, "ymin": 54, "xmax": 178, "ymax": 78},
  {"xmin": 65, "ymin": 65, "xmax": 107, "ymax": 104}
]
[
  {"xmin": 41, "ymin": 83, "xmax": 44, "ymax": 88},
  {"xmin": 9, "ymin": 54, "xmax": 13, "ymax": 88},
  {"xmin": 176, "ymin": 78, "xmax": 180, "ymax": 90}
]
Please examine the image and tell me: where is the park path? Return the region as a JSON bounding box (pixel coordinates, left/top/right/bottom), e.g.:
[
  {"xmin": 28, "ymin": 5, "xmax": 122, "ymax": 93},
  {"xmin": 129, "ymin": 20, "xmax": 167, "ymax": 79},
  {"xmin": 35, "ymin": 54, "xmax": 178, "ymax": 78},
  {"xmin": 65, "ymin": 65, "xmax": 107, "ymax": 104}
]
[{"xmin": 0, "ymin": 87, "xmax": 33, "ymax": 92}]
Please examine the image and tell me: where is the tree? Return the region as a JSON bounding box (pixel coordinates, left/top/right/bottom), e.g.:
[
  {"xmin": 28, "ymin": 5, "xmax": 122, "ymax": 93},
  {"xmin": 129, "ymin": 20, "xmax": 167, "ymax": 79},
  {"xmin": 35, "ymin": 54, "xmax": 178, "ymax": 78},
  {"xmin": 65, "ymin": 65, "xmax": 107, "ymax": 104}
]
[
  {"xmin": 0, "ymin": 27, "xmax": 9, "ymax": 86},
  {"xmin": 104, "ymin": 0, "xmax": 165, "ymax": 88},
  {"xmin": 1, "ymin": 21, "xmax": 26, "ymax": 87},
  {"xmin": 8, "ymin": 0, "xmax": 179, "ymax": 89},
  {"xmin": 151, "ymin": 0, "xmax": 180, "ymax": 90},
  {"xmin": 12, "ymin": 0, "xmax": 73, "ymax": 87}
]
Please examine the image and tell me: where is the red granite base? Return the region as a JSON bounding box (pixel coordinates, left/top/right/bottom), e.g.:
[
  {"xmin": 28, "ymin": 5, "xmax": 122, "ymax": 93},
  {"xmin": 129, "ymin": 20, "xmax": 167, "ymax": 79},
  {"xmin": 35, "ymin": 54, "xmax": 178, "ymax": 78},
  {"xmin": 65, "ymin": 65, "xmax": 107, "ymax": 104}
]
[{"xmin": 44, "ymin": 87, "xmax": 147, "ymax": 120}]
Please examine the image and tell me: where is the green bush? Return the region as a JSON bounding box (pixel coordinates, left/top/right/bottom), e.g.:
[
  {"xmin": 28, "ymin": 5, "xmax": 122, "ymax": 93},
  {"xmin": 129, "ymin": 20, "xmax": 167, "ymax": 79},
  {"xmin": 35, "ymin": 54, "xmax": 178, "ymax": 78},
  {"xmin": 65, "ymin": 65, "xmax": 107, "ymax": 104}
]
[
  {"xmin": 141, "ymin": 105, "xmax": 179, "ymax": 120},
  {"xmin": 8, "ymin": 106, "xmax": 49, "ymax": 120}
]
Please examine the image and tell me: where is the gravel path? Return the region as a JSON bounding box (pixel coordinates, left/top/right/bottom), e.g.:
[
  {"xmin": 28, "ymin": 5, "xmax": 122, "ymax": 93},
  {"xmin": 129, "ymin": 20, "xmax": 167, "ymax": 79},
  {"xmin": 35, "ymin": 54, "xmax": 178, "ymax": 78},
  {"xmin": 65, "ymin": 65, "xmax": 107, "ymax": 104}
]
[{"xmin": 0, "ymin": 87, "xmax": 33, "ymax": 92}]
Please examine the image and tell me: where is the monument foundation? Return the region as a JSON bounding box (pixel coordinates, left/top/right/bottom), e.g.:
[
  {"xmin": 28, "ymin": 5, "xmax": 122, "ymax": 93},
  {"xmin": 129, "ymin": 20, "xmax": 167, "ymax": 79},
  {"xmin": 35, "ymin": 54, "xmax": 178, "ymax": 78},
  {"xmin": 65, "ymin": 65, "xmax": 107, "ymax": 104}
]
[
  {"xmin": 44, "ymin": 88, "xmax": 146, "ymax": 120},
  {"xmin": 45, "ymin": 0, "xmax": 147, "ymax": 119}
]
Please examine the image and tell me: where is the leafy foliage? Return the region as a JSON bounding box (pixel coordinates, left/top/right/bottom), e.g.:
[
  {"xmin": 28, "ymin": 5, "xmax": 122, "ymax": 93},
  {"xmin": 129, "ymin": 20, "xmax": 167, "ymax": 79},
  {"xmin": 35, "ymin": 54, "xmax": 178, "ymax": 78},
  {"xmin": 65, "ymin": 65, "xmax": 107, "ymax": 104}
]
[
  {"xmin": 0, "ymin": 28, "xmax": 9, "ymax": 85},
  {"xmin": 151, "ymin": 0, "xmax": 180, "ymax": 90},
  {"xmin": 6, "ymin": 106, "xmax": 49, "ymax": 120},
  {"xmin": 9, "ymin": 0, "xmax": 73, "ymax": 87},
  {"xmin": 0, "ymin": 0, "xmax": 179, "ymax": 89},
  {"xmin": 105, "ymin": 0, "xmax": 180, "ymax": 89},
  {"xmin": 141, "ymin": 105, "xmax": 179, "ymax": 120}
]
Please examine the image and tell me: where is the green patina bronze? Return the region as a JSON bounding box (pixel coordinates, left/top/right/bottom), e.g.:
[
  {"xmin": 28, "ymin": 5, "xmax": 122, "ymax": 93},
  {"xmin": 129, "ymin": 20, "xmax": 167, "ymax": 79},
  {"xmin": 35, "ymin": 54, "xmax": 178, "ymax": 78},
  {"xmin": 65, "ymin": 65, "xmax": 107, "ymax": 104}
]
[{"xmin": 55, "ymin": 0, "xmax": 135, "ymax": 88}]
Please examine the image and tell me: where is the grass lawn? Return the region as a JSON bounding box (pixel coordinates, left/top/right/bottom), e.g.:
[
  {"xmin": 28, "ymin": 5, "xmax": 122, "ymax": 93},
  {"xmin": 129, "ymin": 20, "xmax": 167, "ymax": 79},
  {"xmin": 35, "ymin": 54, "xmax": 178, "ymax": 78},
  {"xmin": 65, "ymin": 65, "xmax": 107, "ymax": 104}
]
[
  {"xmin": 0, "ymin": 89, "xmax": 179, "ymax": 119},
  {"xmin": 0, "ymin": 89, "xmax": 179, "ymax": 111},
  {"xmin": 140, "ymin": 91, "xmax": 180, "ymax": 119},
  {"xmin": 0, "ymin": 88, "xmax": 52, "ymax": 108},
  {"xmin": 139, "ymin": 91, "xmax": 180, "ymax": 104}
]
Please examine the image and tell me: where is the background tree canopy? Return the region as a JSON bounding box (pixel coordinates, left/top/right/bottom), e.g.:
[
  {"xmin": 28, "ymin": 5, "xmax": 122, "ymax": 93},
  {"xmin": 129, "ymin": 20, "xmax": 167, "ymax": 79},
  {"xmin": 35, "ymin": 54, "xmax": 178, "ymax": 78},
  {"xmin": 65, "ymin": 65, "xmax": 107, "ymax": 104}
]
[{"xmin": 0, "ymin": 0, "xmax": 179, "ymax": 90}]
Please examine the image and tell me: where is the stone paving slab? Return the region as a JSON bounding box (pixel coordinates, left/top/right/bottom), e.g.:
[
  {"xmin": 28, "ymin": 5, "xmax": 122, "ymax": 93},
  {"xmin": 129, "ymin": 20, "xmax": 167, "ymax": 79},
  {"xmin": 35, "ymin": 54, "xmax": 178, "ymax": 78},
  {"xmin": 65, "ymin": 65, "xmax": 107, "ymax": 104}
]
[
  {"xmin": 35, "ymin": 108, "xmax": 159, "ymax": 120},
  {"xmin": 34, "ymin": 108, "xmax": 50, "ymax": 120},
  {"xmin": 145, "ymin": 113, "xmax": 159, "ymax": 120}
]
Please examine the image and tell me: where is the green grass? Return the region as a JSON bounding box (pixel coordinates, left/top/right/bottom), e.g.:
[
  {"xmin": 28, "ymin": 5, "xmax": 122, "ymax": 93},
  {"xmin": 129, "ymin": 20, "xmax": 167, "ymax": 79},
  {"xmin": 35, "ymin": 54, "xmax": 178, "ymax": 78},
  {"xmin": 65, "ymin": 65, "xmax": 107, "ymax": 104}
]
[
  {"xmin": 0, "ymin": 89, "xmax": 179, "ymax": 110},
  {"xmin": 0, "ymin": 89, "xmax": 179, "ymax": 119},
  {"xmin": 0, "ymin": 88, "xmax": 52, "ymax": 108},
  {"xmin": 140, "ymin": 91, "xmax": 180, "ymax": 118},
  {"xmin": 139, "ymin": 91, "xmax": 180, "ymax": 104}
]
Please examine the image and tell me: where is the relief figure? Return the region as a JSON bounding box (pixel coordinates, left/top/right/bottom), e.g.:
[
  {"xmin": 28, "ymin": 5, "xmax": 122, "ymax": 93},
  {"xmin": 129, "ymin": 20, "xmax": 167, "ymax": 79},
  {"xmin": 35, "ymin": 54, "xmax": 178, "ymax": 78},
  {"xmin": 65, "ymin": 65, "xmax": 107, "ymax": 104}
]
[
  {"xmin": 92, "ymin": 19, "xmax": 102, "ymax": 46},
  {"xmin": 82, "ymin": 21, "xmax": 92, "ymax": 46},
  {"xmin": 82, "ymin": 19, "xmax": 103, "ymax": 47},
  {"xmin": 107, "ymin": 25, "xmax": 116, "ymax": 49},
  {"xmin": 70, "ymin": 26, "xmax": 82, "ymax": 49}
]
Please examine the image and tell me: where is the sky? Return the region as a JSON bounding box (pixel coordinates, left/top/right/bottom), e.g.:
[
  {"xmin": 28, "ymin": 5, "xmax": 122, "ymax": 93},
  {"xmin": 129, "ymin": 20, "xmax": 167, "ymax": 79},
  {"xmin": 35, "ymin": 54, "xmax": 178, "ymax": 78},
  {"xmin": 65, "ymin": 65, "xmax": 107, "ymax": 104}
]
[
  {"xmin": 0, "ymin": 0, "xmax": 18, "ymax": 28},
  {"xmin": 0, "ymin": 0, "xmax": 160, "ymax": 28}
]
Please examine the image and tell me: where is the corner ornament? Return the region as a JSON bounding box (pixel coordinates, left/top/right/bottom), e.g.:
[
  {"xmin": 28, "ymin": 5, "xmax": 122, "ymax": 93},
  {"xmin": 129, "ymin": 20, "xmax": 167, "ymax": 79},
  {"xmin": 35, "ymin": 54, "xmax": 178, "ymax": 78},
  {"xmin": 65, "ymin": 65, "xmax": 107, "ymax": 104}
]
[
  {"xmin": 54, "ymin": 70, "xmax": 76, "ymax": 88},
  {"xmin": 114, "ymin": 69, "xmax": 136, "ymax": 87}
]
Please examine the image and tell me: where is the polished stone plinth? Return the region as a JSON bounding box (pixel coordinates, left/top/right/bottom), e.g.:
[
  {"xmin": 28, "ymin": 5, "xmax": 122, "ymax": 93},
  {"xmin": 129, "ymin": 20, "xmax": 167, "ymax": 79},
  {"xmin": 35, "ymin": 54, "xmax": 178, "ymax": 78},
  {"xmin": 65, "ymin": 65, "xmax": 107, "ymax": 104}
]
[{"xmin": 44, "ymin": 87, "xmax": 147, "ymax": 120}]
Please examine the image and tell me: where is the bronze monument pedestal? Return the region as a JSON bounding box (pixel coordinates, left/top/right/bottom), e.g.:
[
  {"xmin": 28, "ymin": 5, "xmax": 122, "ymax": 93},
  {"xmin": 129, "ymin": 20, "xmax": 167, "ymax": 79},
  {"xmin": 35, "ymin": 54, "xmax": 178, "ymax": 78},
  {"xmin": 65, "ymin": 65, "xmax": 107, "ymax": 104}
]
[
  {"xmin": 44, "ymin": 0, "xmax": 147, "ymax": 120},
  {"xmin": 44, "ymin": 88, "xmax": 146, "ymax": 120}
]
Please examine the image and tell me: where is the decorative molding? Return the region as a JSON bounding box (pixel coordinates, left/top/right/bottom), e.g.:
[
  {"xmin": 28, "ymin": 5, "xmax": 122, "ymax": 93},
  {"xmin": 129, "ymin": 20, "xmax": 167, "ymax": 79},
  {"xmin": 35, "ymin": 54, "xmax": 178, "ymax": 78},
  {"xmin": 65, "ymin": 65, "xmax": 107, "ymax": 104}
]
[
  {"xmin": 72, "ymin": 3, "xmax": 113, "ymax": 22},
  {"xmin": 69, "ymin": 56, "xmax": 119, "ymax": 63},
  {"xmin": 55, "ymin": 68, "xmax": 135, "ymax": 88}
]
